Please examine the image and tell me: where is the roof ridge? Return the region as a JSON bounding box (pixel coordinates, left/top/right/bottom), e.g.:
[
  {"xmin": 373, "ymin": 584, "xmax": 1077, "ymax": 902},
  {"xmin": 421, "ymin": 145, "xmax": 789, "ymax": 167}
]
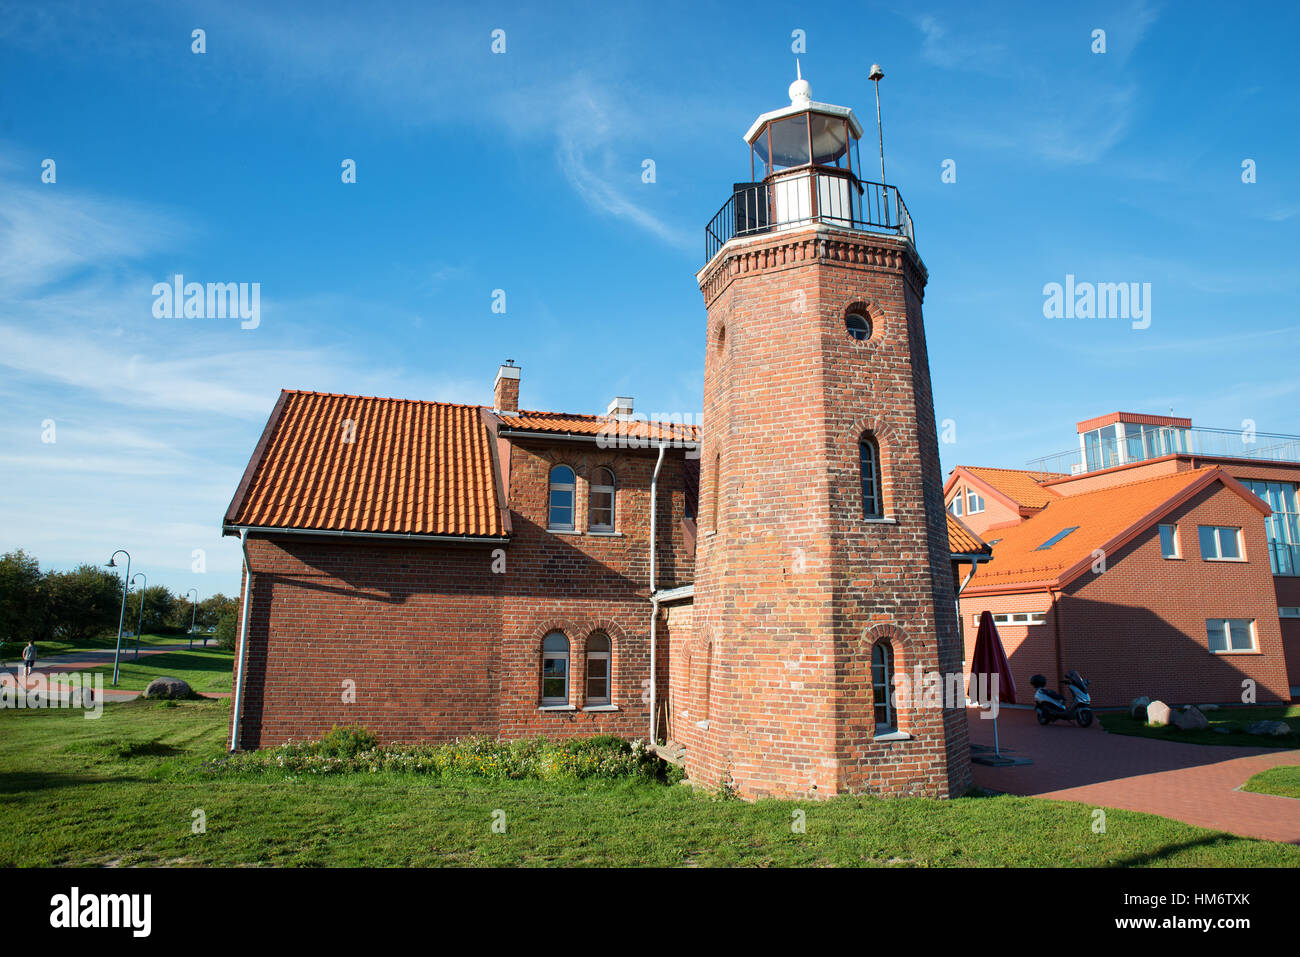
[
  {"xmin": 282, "ymin": 389, "xmax": 486, "ymax": 409},
  {"xmin": 1043, "ymin": 465, "xmax": 1217, "ymax": 501}
]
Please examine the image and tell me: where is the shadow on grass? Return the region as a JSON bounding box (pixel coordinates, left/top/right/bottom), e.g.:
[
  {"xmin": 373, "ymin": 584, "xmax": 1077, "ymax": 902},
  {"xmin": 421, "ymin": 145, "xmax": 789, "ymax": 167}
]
[
  {"xmin": 1111, "ymin": 833, "xmax": 1266, "ymax": 865},
  {"xmin": 0, "ymin": 771, "xmax": 140, "ymax": 795}
]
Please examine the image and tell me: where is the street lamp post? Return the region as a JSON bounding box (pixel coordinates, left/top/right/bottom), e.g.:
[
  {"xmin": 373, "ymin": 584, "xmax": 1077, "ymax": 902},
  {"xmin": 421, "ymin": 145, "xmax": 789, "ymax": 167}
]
[
  {"xmin": 106, "ymin": 550, "xmax": 131, "ymax": 686},
  {"xmin": 130, "ymin": 572, "xmax": 146, "ymax": 661},
  {"xmin": 187, "ymin": 589, "xmax": 198, "ymax": 650}
]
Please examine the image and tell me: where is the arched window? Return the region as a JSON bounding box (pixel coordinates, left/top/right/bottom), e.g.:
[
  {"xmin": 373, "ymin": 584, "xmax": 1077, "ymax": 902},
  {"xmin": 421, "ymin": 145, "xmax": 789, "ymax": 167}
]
[
  {"xmin": 541, "ymin": 632, "xmax": 570, "ymax": 705},
  {"xmin": 548, "ymin": 465, "xmax": 575, "ymax": 531},
  {"xmin": 860, "ymin": 437, "xmax": 882, "ymax": 518},
  {"xmin": 710, "ymin": 451, "xmax": 721, "ymax": 531},
  {"xmin": 589, "ymin": 468, "xmax": 615, "ymax": 532},
  {"xmin": 872, "ymin": 641, "xmax": 895, "ymax": 732},
  {"xmin": 585, "ymin": 632, "xmax": 611, "ymax": 705}
]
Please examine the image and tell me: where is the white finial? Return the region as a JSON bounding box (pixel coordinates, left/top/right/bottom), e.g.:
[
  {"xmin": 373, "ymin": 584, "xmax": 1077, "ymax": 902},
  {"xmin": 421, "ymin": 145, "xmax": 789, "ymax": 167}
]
[{"xmin": 789, "ymin": 59, "xmax": 812, "ymax": 106}]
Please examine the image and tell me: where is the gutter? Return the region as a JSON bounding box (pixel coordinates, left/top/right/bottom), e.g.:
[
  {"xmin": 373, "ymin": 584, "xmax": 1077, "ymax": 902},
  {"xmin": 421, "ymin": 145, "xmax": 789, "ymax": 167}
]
[
  {"xmin": 229, "ymin": 529, "xmax": 253, "ymax": 752},
  {"xmin": 648, "ymin": 443, "xmax": 667, "ymax": 745},
  {"xmin": 222, "ymin": 525, "xmax": 508, "ymax": 544},
  {"xmin": 497, "ymin": 428, "xmax": 698, "ymax": 453}
]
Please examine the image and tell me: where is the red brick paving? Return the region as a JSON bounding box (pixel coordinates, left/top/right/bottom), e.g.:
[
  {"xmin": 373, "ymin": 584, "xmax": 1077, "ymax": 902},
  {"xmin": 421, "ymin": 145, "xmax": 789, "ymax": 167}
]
[{"xmin": 968, "ymin": 707, "xmax": 1300, "ymax": 843}]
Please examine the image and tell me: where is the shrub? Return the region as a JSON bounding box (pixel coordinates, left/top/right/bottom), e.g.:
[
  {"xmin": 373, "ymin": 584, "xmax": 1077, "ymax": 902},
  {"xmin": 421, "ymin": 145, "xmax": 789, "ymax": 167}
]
[
  {"xmin": 207, "ymin": 732, "xmax": 674, "ymax": 782},
  {"xmin": 319, "ymin": 724, "xmax": 379, "ymax": 757}
]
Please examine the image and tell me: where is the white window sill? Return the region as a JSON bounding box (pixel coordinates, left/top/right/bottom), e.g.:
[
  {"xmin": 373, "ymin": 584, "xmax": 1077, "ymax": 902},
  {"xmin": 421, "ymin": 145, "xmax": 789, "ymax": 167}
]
[
  {"xmin": 695, "ymin": 719, "xmax": 710, "ymax": 730},
  {"xmin": 549, "ymin": 528, "xmax": 581, "ymax": 536},
  {"xmin": 586, "ymin": 530, "xmax": 622, "ymax": 537},
  {"xmin": 873, "ymin": 730, "xmax": 911, "ymax": 742},
  {"xmin": 863, "ymin": 517, "xmax": 897, "ymax": 525},
  {"xmin": 1203, "ymin": 557, "xmax": 1246, "ymax": 563},
  {"xmin": 538, "ymin": 704, "xmax": 575, "ymax": 712},
  {"xmin": 582, "ymin": 704, "xmax": 619, "ymax": 712}
]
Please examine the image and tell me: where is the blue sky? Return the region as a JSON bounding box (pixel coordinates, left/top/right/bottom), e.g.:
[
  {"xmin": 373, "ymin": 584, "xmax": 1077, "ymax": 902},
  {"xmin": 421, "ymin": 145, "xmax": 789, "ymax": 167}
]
[{"xmin": 1, "ymin": 0, "xmax": 1297, "ymax": 597}]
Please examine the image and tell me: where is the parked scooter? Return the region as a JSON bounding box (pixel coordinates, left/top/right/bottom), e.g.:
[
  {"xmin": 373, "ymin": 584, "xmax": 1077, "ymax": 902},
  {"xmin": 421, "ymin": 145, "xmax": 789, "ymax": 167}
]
[{"xmin": 1031, "ymin": 670, "xmax": 1093, "ymax": 728}]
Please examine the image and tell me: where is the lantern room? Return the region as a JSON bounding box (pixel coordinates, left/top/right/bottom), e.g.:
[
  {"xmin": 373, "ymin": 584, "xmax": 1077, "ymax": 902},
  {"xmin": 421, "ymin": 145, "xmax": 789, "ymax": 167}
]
[{"xmin": 705, "ymin": 67, "xmax": 913, "ymax": 262}]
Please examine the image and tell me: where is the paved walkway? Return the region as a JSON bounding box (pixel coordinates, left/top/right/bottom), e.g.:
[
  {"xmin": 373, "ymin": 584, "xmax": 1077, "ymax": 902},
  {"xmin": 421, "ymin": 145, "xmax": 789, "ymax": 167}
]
[
  {"xmin": 968, "ymin": 707, "xmax": 1300, "ymax": 843},
  {"xmin": 4, "ymin": 643, "xmax": 230, "ymax": 702}
]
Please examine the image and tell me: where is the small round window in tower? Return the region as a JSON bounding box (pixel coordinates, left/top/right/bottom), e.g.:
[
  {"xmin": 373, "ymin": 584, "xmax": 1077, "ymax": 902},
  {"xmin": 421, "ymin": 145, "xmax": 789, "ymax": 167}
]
[{"xmin": 845, "ymin": 313, "xmax": 871, "ymax": 341}]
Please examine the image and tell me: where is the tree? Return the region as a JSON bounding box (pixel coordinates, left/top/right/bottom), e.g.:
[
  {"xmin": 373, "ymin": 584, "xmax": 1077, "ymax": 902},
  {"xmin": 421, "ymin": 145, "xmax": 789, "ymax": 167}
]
[
  {"xmin": 0, "ymin": 550, "xmax": 45, "ymax": 645},
  {"xmin": 215, "ymin": 608, "xmax": 238, "ymax": 650},
  {"xmin": 46, "ymin": 564, "xmax": 122, "ymax": 644}
]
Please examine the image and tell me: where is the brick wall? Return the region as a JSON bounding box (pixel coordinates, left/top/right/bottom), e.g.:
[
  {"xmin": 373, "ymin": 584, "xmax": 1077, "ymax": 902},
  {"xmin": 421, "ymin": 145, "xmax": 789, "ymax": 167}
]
[{"xmin": 231, "ymin": 440, "xmax": 694, "ymax": 748}]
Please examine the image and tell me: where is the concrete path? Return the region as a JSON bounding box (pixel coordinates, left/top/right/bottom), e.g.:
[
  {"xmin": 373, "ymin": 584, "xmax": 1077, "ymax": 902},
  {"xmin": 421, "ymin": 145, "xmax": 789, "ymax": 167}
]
[{"xmin": 968, "ymin": 707, "xmax": 1300, "ymax": 843}]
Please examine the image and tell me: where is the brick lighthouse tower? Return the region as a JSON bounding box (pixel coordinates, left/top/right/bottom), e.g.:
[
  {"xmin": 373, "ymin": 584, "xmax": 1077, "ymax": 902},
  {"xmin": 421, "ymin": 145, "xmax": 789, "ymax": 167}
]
[{"xmin": 686, "ymin": 71, "xmax": 971, "ymax": 799}]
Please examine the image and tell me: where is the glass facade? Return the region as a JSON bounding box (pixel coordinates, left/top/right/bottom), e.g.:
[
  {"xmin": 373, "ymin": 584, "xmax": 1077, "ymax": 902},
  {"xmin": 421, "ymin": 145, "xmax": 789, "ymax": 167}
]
[{"xmin": 1243, "ymin": 479, "xmax": 1300, "ymax": 575}]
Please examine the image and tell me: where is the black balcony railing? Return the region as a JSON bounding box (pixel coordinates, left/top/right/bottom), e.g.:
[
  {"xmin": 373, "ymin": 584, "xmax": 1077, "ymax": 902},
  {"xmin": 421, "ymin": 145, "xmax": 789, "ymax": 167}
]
[{"xmin": 704, "ymin": 171, "xmax": 914, "ymax": 263}]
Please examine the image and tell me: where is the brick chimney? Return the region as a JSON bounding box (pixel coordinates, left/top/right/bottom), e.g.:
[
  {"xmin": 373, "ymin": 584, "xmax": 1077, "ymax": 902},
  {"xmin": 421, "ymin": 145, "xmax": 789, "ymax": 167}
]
[{"xmin": 494, "ymin": 362, "xmax": 520, "ymax": 413}]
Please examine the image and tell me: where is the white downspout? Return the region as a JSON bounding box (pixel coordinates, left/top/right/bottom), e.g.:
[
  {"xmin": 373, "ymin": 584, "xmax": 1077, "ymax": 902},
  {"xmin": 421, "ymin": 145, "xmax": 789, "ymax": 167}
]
[
  {"xmin": 229, "ymin": 529, "xmax": 254, "ymax": 752},
  {"xmin": 648, "ymin": 443, "xmax": 667, "ymax": 744}
]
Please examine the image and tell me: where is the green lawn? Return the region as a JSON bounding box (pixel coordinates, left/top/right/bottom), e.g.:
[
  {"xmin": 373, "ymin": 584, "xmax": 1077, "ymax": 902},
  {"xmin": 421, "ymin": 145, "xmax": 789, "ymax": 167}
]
[
  {"xmin": 1, "ymin": 701, "xmax": 1296, "ymax": 867},
  {"xmin": 1099, "ymin": 705, "xmax": 1300, "ymax": 749},
  {"xmin": 68, "ymin": 647, "xmax": 234, "ymax": 694},
  {"xmin": 1243, "ymin": 766, "xmax": 1300, "ymax": 800}
]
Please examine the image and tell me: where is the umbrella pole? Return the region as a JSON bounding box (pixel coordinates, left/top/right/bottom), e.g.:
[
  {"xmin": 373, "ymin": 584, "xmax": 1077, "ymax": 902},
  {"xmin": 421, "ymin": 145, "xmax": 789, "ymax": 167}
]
[{"xmin": 993, "ymin": 713, "xmax": 1001, "ymax": 757}]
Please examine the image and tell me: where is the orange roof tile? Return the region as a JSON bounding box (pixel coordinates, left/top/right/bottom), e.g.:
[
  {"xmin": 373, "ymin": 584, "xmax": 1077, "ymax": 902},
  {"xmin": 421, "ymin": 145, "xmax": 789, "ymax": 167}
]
[
  {"xmin": 225, "ymin": 391, "xmax": 507, "ymax": 538},
  {"xmin": 959, "ymin": 466, "xmax": 1064, "ymax": 510},
  {"xmin": 964, "ymin": 467, "xmax": 1268, "ymax": 594},
  {"xmin": 498, "ymin": 410, "xmax": 700, "ymax": 444},
  {"xmin": 947, "ymin": 512, "xmax": 990, "ymax": 556}
]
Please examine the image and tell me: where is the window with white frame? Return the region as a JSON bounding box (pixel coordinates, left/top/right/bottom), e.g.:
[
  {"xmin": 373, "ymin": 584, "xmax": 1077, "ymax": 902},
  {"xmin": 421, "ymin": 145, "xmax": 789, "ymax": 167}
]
[
  {"xmin": 585, "ymin": 632, "xmax": 611, "ymax": 705},
  {"xmin": 548, "ymin": 466, "xmax": 576, "ymax": 531},
  {"xmin": 948, "ymin": 494, "xmax": 964, "ymax": 517},
  {"xmin": 541, "ymin": 632, "xmax": 570, "ymax": 705},
  {"xmin": 1158, "ymin": 523, "xmax": 1180, "ymax": 559},
  {"xmin": 1205, "ymin": 618, "xmax": 1255, "ymax": 653},
  {"xmin": 1198, "ymin": 525, "xmax": 1242, "ymax": 561},
  {"xmin": 871, "ymin": 641, "xmax": 895, "ymax": 732},
  {"xmin": 966, "ymin": 488, "xmax": 985, "ymax": 514},
  {"xmin": 589, "ymin": 467, "xmax": 615, "ymax": 532}
]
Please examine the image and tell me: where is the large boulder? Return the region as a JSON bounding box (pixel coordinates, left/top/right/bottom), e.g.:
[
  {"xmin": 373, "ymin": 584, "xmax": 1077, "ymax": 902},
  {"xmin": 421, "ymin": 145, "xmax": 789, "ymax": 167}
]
[
  {"xmin": 143, "ymin": 676, "xmax": 193, "ymax": 700},
  {"xmin": 1145, "ymin": 700, "xmax": 1172, "ymax": 726},
  {"xmin": 1246, "ymin": 720, "xmax": 1292, "ymax": 737},
  {"xmin": 1130, "ymin": 696, "xmax": 1150, "ymax": 720},
  {"xmin": 1172, "ymin": 705, "xmax": 1210, "ymax": 731}
]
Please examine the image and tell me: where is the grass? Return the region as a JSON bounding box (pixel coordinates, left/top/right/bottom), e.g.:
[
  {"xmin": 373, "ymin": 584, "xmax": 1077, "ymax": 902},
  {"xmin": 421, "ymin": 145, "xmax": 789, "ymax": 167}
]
[
  {"xmin": 1243, "ymin": 766, "xmax": 1300, "ymax": 800},
  {"xmin": 1, "ymin": 700, "xmax": 1296, "ymax": 867},
  {"xmin": 4, "ymin": 646, "xmax": 233, "ymax": 695},
  {"xmin": 1099, "ymin": 704, "xmax": 1300, "ymax": 749}
]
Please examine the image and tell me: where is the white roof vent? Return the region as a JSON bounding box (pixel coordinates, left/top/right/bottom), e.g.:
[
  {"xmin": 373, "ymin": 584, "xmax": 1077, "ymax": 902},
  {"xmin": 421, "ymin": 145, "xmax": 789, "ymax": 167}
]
[{"xmin": 607, "ymin": 396, "xmax": 634, "ymax": 420}]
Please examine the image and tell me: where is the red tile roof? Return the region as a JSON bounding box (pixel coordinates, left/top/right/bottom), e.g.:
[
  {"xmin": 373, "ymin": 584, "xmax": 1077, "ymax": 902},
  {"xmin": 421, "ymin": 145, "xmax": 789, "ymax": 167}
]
[
  {"xmin": 225, "ymin": 391, "xmax": 507, "ymax": 538},
  {"xmin": 963, "ymin": 467, "xmax": 1268, "ymax": 595},
  {"xmin": 950, "ymin": 465, "xmax": 1063, "ymax": 511},
  {"xmin": 946, "ymin": 512, "xmax": 990, "ymax": 557},
  {"xmin": 498, "ymin": 410, "xmax": 700, "ymax": 444}
]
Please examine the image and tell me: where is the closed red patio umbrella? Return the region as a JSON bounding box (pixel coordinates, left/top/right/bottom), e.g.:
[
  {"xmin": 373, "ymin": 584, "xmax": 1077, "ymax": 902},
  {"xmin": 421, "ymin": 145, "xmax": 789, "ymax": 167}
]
[{"xmin": 969, "ymin": 610, "xmax": 1016, "ymax": 758}]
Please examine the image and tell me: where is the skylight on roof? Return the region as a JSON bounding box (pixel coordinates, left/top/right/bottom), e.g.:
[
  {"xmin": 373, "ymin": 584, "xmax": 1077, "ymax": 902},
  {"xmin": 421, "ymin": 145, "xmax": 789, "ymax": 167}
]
[{"xmin": 1034, "ymin": 527, "xmax": 1079, "ymax": 551}]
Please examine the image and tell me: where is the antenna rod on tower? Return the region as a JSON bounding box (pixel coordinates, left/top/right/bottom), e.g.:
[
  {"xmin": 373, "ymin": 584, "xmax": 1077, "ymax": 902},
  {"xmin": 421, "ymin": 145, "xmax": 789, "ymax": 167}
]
[{"xmin": 869, "ymin": 64, "xmax": 886, "ymax": 185}]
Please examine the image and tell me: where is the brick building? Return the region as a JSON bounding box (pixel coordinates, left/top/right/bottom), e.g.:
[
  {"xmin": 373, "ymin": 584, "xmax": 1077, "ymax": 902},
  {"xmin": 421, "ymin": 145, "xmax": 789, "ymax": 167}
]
[
  {"xmin": 223, "ymin": 76, "xmax": 977, "ymax": 800},
  {"xmin": 947, "ymin": 412, "xmax": 1300, "ymax": 707}
]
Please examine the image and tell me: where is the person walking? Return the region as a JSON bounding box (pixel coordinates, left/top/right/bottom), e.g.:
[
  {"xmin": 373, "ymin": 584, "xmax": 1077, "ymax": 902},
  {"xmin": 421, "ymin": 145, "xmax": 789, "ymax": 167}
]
[{"xmin": 21, "ymin": 641, "xmax": 36, "ymax": 679}]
